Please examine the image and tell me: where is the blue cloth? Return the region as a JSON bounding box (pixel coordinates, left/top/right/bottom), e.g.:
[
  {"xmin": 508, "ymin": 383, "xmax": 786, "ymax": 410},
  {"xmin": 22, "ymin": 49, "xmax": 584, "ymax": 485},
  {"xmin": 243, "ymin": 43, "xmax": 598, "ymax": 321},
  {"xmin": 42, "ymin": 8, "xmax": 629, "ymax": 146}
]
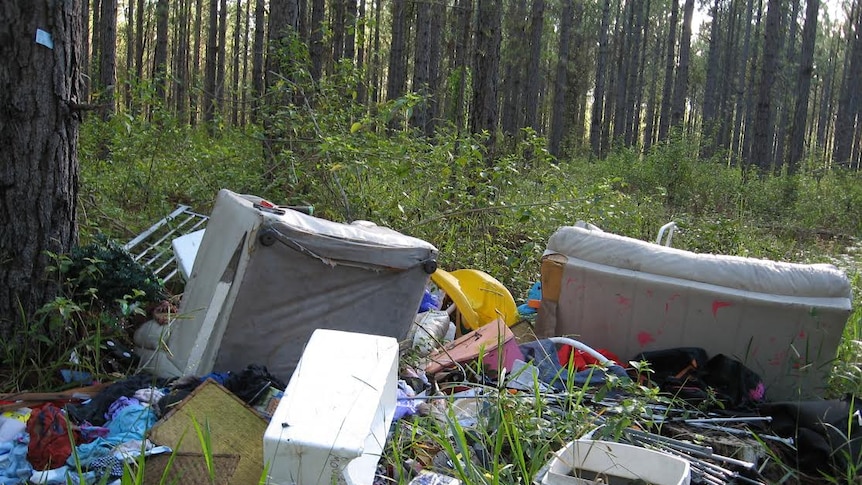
[
  {"xmin": 68, "ymin": 403, "xmax": 156, "ymax": 469},
  {"xmin": 0, "ymin": 434, "xmax": 32, "ymax": 485}
]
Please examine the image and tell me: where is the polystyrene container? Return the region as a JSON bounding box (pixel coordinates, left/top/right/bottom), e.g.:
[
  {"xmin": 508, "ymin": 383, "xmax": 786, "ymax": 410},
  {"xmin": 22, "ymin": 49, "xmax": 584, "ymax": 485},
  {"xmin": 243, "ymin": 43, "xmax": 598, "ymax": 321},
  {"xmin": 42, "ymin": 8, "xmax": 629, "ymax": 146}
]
[{"xmin": 263, "ymin": 329, "xmax": 399, "ymax": 485}]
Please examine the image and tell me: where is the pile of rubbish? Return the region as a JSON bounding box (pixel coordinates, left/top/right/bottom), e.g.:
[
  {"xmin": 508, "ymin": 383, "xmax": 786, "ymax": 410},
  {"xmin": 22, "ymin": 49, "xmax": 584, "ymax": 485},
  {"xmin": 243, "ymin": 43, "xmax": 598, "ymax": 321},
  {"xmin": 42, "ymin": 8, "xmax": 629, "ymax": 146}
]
[{"xmin": 2, "ymin": 189, "xmax": 861, "ymax": 485}]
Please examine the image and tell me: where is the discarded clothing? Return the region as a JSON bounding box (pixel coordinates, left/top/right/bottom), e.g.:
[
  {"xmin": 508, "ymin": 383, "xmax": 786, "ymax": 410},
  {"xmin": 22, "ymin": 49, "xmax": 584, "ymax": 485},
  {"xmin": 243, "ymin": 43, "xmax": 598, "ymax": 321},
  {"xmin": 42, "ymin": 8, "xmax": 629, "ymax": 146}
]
[
  {"xmin": 67, "ymin": 374, "xmax": 168, "ymax": 426},
  {"xmin": 27, "ymin": 404, "xmax": 80, "ymax": 470},
  {"xmin": 132, "ymin": 387, "xmax": 165, "ymax": 405},
  {"xmin": 68, "ymin": 403, "xmax": 156, "ymax": 469},
  {"xmin": 104, "ymin": 396, "xmax": 140, "ymax": 422},
  {"xmin": 224, "ymin": 364, "xmax": 287, "ymax": 405},
  {"xmin": 0, "ymin": 434, "xmax": 31, "ymax": 484}
]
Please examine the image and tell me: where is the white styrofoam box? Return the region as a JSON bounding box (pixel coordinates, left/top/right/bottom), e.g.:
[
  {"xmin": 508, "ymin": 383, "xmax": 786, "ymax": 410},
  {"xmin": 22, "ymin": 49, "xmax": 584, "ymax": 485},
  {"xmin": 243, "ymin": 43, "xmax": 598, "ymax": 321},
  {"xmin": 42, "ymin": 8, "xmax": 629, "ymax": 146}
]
[
  {"xmin": 263, "ymin": 329, "xmax": 399, "ymax": 485},
  {"xmin": 171, "ymin": 228, "xmax": 206, "ymax": 281}
]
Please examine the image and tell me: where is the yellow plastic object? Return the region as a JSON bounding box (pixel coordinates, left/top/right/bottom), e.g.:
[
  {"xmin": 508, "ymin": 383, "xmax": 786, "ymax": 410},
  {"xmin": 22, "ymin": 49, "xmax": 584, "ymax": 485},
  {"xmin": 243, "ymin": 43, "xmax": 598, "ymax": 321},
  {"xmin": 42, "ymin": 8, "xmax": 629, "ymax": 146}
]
[{"xmin": 430, "ymin": 268, "xmax": 519, "ymax": 331}]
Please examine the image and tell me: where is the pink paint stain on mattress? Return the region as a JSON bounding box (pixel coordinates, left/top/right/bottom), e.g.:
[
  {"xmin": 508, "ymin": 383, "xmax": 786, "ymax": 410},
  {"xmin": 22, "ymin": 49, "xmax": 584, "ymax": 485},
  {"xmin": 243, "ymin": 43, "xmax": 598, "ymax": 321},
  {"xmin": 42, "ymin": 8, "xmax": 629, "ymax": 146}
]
[
  {"xmin": 798, "ymin": 330, "xmax": 807, "ymax": 339},
  {"xmin": 712, "ymin": 300, "xmax": 732, "ymax": 317},
  {"xmin": 617, "ymin": 295, "xmax": 632, "ymax": 307},
  {"xmin": 665, "ymin": 293, "xmax": 681, "ymax": 313},
  {"xmin": 637, "ymin": 331, "xmax": 655, "ymax": 347}
]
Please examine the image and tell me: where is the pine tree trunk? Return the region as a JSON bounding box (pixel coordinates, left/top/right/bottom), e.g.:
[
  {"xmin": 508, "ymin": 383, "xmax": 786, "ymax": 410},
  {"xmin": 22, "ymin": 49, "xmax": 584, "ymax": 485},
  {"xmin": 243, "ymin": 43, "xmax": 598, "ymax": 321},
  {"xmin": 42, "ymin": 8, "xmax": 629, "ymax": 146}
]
[
  {"xmin": 658, "ymin": 0, "xmax": 679, "ymax": 141},
  {"xmin": 240, "ymin": 0, "xmax": 251, "ymax": 125},
  {"xmin": 386, "ymin": 0, "xmax": 408, "ymax": 102},
  {"xmin": 333, "ymin": 0, "xmax": 345, "ymax": 66},
  {"xmin": 612, "ymin": 1, "xmax": 632, "ymax": 144},
  {"xmin": 345, "ymin": 0, "xmax": 357, "ymax": 62},
  {"xmin": 216, "ymin": 0, "xmax": 227, "ymax": 114},
  {"xmin": 749, "ymin": 0, "xmax": 783, "ymax": 170},
  {"xmin": 125, "ymin": 0, "xmax": 134, "ymax": 110},
  {"xmin": 154, "ymin": 0, "xmax": 169, "ymax": 103},
  {"xmin": 310, "ymin": 0, "xmax": 324, "ymax": 81},
  {"xmin": 700, "ymin": 0, "xmax": 722, "ymax": 157},
  {"xmin": 98, "ymin": 0, "xmax": 117, "ymax": 120},
  {"xmin": 833, "ymin": 0, "xmax": 862, "ymax": 167},
  {"xmin": 470, "ymin": 0, "xmax": 503, "ymax": 157},
  {"xmin": 524, "ymin": 0, "xmax": 545, "ymax": 133},
  {"xmin": 774, "ymin": 0, "xmax": 801, "ymax": 172},
  {"xmin": 549, "ymin": 0, "xmax": 574, "ymax": 158},
  {"xmin": 671, "ymin": 0, "xmax": 694, "ymax": 130},
  {"xmin": 787, "ymin": 0, "xmax": 818, "ymax": 172},
  {"xmin": 450, "ymin": 0, "xmax": 473, "ymax": 131},
  {"xmin": 500, "ymin": 0, "xmax": 528, "ymax": 137},
  {"xmin": 203, "ymin": 0, "xmax": 218, "ymax": 125},
  {"xmin": 590, "ymin": 0, "xmax": 611, "ymax": 156},
  {"xmin": 190, "ymin": 0, "xmax": 204, "ymax": 124},
  {"xmin": 0, "ymin": 0, "xmax": 82, "ymax": 334},
  {"xmin": 232, "ymin": 0, "xmax": 243, "ymax": 126},
  {"xmin": 175, "ymin": 0, "xmax": 191, "ymax": 120}
]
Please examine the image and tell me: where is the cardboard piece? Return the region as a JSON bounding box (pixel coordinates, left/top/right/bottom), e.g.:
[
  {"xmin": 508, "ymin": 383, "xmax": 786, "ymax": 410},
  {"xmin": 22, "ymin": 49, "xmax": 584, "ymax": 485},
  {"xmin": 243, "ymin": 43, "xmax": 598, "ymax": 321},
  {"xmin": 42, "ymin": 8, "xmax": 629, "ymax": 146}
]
[{"xmin": 425, "ymin": 318, "xmax": 523, "ymax": 375}]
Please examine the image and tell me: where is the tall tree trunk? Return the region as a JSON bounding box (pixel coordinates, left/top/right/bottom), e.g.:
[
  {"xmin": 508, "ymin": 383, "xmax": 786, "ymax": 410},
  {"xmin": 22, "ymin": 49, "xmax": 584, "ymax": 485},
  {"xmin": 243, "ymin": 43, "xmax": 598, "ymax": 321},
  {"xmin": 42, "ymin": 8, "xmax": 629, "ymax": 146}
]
[
  {"xmin": 82, "ymin": 0, "xmax": 91, "ymax": 102},
  {"xmin": 125, "ymin": 0, "xmax": 134, "ymax": 110},
  {"xmin": 240, "ymin": 0, "xmax": 251, "ymax": 125},
  {"xmin": 470, "ymin": 0, "xmax": 503, "ymax": 158},
  {"xmin": 153, "ymin": 0, "xmax": 169, "ymax": 104},
  {"xmin": 737, "ymin": 0, "xmax": 761, "ymax": 164},
  {"xmin": 356, "ymin": 0, "xmax": 367, "ymax": 104},
  {"xmin": 817, "ymin": 35, "xmax": 838, "ymax": 160},
  {"xmin": 749, "ymin": 0, "xmax": 783, "ymax": 170},
  {"xmin": 216, "ymin": 0, "xmax": 227, "ymax": 114},
  {"xmin": 833, "ymin": 0, "xmax": 862, "ymax": 168},
  {"xmin": 774, "ymin": 0, "xmax": 800, "ymax": 172},
  {"xmin": 602, "ymin": 0, "xmax": 624, "ymax": 152},
  {"xmin": 612, "ymin": 0, "xmax": 632, "ymax": 144},
  {"xmin": 0, "ymin": 0, "xmax": 82, "ymax": 333},
  {"xmin": 190, "ymin": 0, "xmax": 203, "ymax": 124},
  {"xmin": 644, "ymin": 28, "xmax": 664, "ymax": 152},
  {"xmin": 135, "ymin": 0, "xmax": 145, "ymax": 82},
  {"xmin": 345, "ymin": 0, "xmax": 357, "ymax": 62},
  {"xmin": 386, "ymin": 0, "xmax": 408, "ymax": 102},
  {"xmin": 658, "ymin": 0, "xmax": 679, "ymax": 141},
  {"xmin": 251, "ymin": 0, "xmax": 266, "ymax": 120},
  {"xmin": 369, "ymin": 0, "xmax": 382, "ymax": 104},
  {"xmin": 98, "ymin": 0, "xmax": 117, "ymax": 120},
  {"xmin": 175, "ymin": 0, "xmax": 191, "ymax": 120},
  {"xmin": 524, "ymin": 0, "xmax": 545, "ymax": 133},
  {"xmin": 671, "ymin": 0, "xmax": 694, "ymax": 130},
  {"xmin": 232, "ymin": 0, "xmax": 243, "ymax": 126},
  {"xmin": 450, "ymin": 0, "xmax": 473, "ymax": 131},
  {"xmin": 412, "ymin": 0, "xmax": 432, "ymax": 133},
  {"xmin": 309, "ymin": 0, "xmax": 324, "ymax": 81},
  {"xmin": 332, "ymin": 0, "xmax": 345, "ymax": 65},
  {"xmin": 787, "ymin": 0, "xmax": 818, "ymax": 172},
  {"xmin": 203, "ymin": 0, "xmax": 218, "ymax": 125},
  {"xmin": 549, "ymin": 0, "xmax": 574, "ymax": 158},
  {"xmin": 625, "ymin": 0, "xmax": 646, "ymax": 146},
  {"xmin": 700, "ymin": 0, "xmax": 722, "ymax": 157},
  {"xmin": 500, "ymin": 0, "xmax": 528, "ymax": 137},
  {"xmin": 590, "ymin": 0, "xmax": 611, "ymax": 156}
]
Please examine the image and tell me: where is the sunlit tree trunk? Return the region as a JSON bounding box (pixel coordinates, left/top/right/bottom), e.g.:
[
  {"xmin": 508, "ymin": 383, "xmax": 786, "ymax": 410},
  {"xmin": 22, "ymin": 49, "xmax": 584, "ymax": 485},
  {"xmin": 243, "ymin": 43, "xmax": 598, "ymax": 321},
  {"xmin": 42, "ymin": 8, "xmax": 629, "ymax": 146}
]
[
  {"xmin": 787, "ymin": 0, "xmax": 818, "ymax": 172},
  {"xmin": 590, "ymin": 0, "xmax": 611, "ymax": 156},
  {"xmin": 0, "ymin": 0, "xmax": 82, "ymax": 334}
]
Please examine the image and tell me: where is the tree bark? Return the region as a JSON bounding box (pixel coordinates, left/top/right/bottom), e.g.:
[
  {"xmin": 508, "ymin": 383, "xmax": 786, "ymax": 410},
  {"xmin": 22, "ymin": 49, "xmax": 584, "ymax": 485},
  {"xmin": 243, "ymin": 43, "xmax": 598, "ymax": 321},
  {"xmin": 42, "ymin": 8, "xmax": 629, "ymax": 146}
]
[
  {"xmin": 0, "ymin": 0, "xmax": 82, "ymax": 334},
  {"xmin": 309, "ymin": 0, "xmax": 324, "ymax": 81},
  {"xmin": 833, "ymin": 0, "xmax": 862, "ymax": 168},
  {"xmin": 251, "ymin": 0, "xmax": 266, "ymax": 121},
  {"xmin": 153, "ymin": 0, "xmax": 169, "ymax": 103},
  {"xmin": 386, "ymin": 0, "xmax": 408, "ymax": 103},
  {"xmin": 590, "ymin": 0, "xmax": 611, "ymax": 156},
  {"xmin": 524, "ymin": 0, "xmax": 545, "ymax": 133},
  {"xmin": 500, "ymin": 0, "xmax": 528, "ymax": 137},
  {"xmin": 190, "ymin": 0, "xmax": 204, "ymax": 124},
  {"xmin": 671, "ymin": 0, "xmax": 694, "ymax": 130},
  {"xmin": 549, "ymin": 0, "xmax": 574, "ymax": 158},
  {"xmin": 749, "ymin": 0, "xmax": 783, "ymax": 170},
  {"xmin": 216, "ymin": 0, "xmax": 228, "ymax": 114},
  {"xmin": 125, "ymin": 0, "xmax": 135, "ymax": 110},
  {"xmin": 470, "ymin": 0, "xmax": 503, "ymax": 158},
  {"xmin": 98, "ymin": 0, "xmax": 117, "ymax": 120},
  {"xmin": 232, "ymin": 0, "xmax": 243, "ymax": 126},
  {"xmin": 787, "ymin": 0, "xmax": 818, "ymax": 172},
  {"xmin": 203, "ymin": 0, "xmax": 218, "ymax": 125},
  {"xmin": 658, "ymin": 0, "xmax": 679, "ymax": 141}
]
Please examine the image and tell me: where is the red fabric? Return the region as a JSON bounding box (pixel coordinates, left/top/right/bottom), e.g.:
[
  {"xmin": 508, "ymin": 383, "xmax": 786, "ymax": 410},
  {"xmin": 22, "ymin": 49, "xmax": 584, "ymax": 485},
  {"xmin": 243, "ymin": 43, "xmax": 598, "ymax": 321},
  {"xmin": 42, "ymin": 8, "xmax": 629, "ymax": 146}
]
[
  {"xmin": 26, "ymin": 404, "xmax": 80, "ymax": 470},
  {"xmin": 557, "ymin": 345, "xmax": 621, "ymax": 371}
]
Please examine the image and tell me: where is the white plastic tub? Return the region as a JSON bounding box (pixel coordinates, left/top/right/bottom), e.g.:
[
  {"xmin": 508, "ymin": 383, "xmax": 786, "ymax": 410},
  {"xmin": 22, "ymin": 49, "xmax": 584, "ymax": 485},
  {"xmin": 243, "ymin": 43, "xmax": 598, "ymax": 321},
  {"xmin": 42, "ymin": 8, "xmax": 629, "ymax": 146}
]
[
  {"xmin": 263, "ymin": 329, "xmax": 399, "ymax": 485},
  {"xmin": 539, "ymin": 439, "xmax": 691, "ymax": 485}
]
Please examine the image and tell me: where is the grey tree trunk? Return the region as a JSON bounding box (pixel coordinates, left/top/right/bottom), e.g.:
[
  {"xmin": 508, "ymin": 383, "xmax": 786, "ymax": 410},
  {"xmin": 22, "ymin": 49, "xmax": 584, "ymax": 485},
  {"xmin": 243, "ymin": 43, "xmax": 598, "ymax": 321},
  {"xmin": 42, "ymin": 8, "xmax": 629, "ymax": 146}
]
[
  {"xmin": 524, "ymin": 0, "xmax": 545, "ymax": 133},
  {"xmin": 500, "ymin": 0, "xmax": 528, "ymax": 137},
  {"xmin": 310, "ymin": 0, "xmax": 324, "ymax": 81},
  {"xmin": 98, "ymin": 0, "xmax": 117, "ymax": 120},
  {"xmin": 189, "ymin": 0, "xmax": 203, "ymax": 124},
  {"xmin": 671, "ymin": 0, "xmax": 694, "ymax": 129},
  {"xmin": 203, "ymin": 0, "xmax": 218, "ymax": 125},
  {"xmin": 0, "ymin": 0, "xmax": 82, "ymax": 334},
  {"xmin": 125, "ymin": 0, "xmax": 134, "ymax": 110},
  {"xmin": 386, "ymin": 0, "xmax": 408, "ymax": 102},
  {"xmin": 833, "ymin": 0, "xmax": 862, "ymax": 168},
  {"xmin": 749, "ymin": 0, "xmax": 783, "ymax": 170},
  {"xmin": 787, "ymin": 0, "xmax": 818, "ymax": 172},
  {"xmin": 549, "ymin": 0, "xmax": 574, "ymax": 158},
  {"xmin": 251, "ymin": 0, "xmax": 266, "ymax": 122},
  {"xmin": 470, "ymin": 0, "xmax": 503, "ymax": 157},
  {"xmin": 153, "ymin": 0, "xmax": 169, "ymax": 103},
  {"xmin": 231, "ymin": 0, "xmax": 243, "ymax": 126},
  {"xmin": 216, "ymin": 0, "xmax": 227, "ymax": 114},
  {"xmin": 658, "ymin": 0, "xmax": 678, "ymax": 141},
  {"xmin": 590, "ymin": 0, "xmax": 611, "ymax": 156}
]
